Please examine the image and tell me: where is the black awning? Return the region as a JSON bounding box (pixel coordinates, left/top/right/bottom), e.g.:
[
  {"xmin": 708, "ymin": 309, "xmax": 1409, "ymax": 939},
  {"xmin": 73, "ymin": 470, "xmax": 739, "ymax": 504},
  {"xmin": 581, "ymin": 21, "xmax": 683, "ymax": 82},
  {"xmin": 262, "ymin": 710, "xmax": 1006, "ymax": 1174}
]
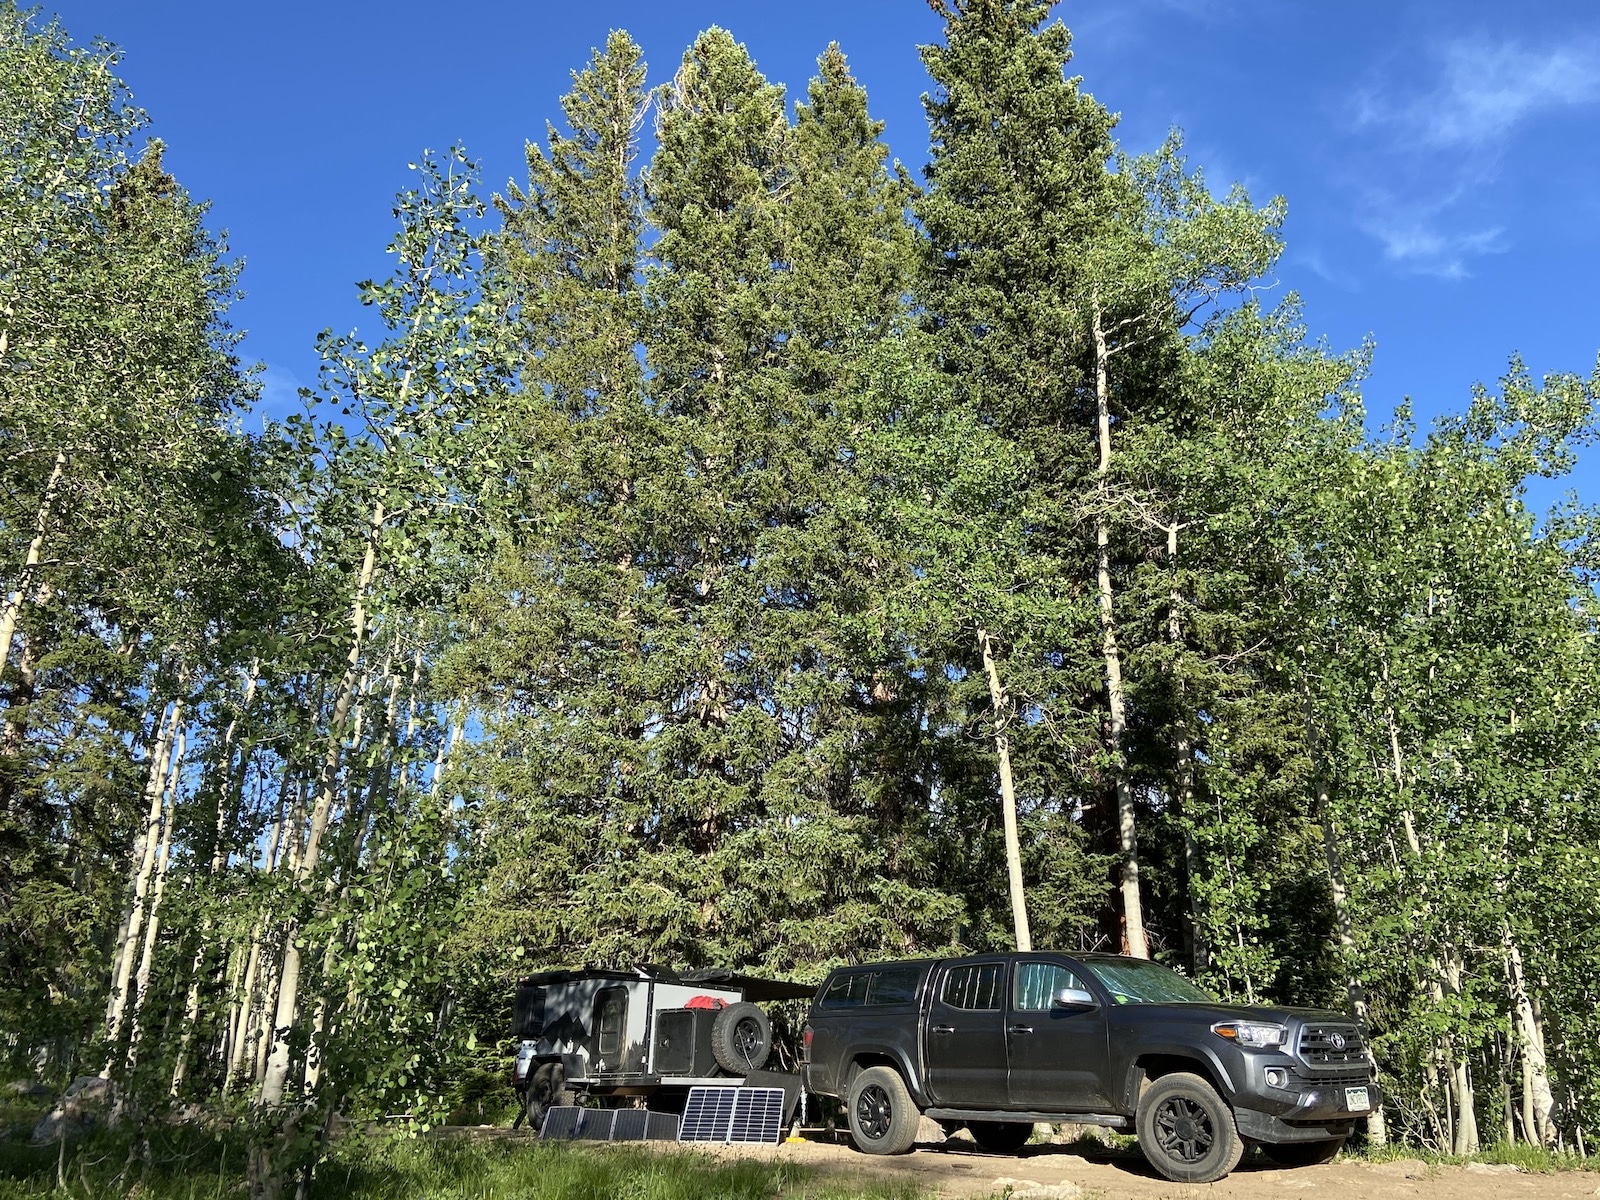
[{"xmin": 516, "ymin": 965, "xmax": 816, "ymax": 1002}]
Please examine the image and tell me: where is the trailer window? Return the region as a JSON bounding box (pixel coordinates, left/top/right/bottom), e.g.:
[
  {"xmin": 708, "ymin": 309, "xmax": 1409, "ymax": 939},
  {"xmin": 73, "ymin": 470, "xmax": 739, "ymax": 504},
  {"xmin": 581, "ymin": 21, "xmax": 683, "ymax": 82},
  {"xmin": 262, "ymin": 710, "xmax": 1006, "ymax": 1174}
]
[
  {"xmin": 514, "ymin": 985, "xmax": 546, "ymax": 1039},
  {"xmin": 596, "ymin": 987, "xmax": 627, "ymax": 1056}
]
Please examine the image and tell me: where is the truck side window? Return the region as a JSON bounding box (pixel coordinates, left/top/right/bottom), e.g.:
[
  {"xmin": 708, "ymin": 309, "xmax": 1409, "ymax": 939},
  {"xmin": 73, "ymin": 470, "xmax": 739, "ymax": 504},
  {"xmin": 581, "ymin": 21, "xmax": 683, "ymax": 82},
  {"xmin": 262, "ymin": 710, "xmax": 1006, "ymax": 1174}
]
[
  {"xmin": 940, "ymin": 963, "xmax": 1002, "ymax": 1010},
  {"xmin": 596, "ymin": 987, "xmax": 627, "ymax": 1056},
  {"xmin": 822, "ymin": 971, "xmax": 871, "ymax": 1007},
  {"xmin": 1013, "ymin": 962, "xmax": 1084, "ymax": 1011}
]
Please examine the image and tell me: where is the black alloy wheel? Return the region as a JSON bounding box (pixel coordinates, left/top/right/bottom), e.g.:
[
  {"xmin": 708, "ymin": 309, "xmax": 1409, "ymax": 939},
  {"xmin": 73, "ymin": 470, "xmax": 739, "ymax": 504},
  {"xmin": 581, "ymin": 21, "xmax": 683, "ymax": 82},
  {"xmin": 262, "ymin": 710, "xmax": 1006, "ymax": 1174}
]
[
  {"xmin": 1134, "ymin": 1071, "xmax": 1244, "ymax": 1184},
  {"xmin": 856, "ymin": 1083, "xmax": 893, "ymax": 1140},
  {"xmin": 844, "ymin": 1065, "xmax": 920, "ymax": 1155},
  {"xmin": 1152, "ymin": 1094, "xmax": 1214, "ymax": 1163}
]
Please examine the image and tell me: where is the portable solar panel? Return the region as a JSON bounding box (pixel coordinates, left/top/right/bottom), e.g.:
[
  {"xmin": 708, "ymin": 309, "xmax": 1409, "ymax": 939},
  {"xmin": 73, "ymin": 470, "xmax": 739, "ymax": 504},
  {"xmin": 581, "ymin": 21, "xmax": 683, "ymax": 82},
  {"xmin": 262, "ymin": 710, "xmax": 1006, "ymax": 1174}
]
[
  {"xmin": 677, "ymin": 1086, "xmax": 786, "ymax": 1145},
  {"xmin": 539, "ymin": 1106, "xmax": 613, "ymax": 1141},
  {"xmin": 609, "ymin": 1109, "xmax": 648, "ymax": 1141},
  {"xmin": 644, "ymin": 1111, "xmax": 681, "ymax": 1142},
  {"xmin": 727, "ymin": 1087, "xmax": 786, "ymax": 1144},
  {"xmin": 678, "ymin": 1086, "xmax": 738, "ymax": 1142},
  {"xmin": 574, "ymin": 1109, "xmax": 615, "ymax": 1141}
]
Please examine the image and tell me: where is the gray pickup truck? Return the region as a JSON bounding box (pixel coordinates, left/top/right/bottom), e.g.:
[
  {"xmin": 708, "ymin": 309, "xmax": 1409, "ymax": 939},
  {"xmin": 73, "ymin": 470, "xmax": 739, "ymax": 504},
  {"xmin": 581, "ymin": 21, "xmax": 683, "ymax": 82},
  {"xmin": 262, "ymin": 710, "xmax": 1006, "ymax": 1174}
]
[{"xmin": 801, "ymin": 951, "xmax": 1379, "ymax": 1183}]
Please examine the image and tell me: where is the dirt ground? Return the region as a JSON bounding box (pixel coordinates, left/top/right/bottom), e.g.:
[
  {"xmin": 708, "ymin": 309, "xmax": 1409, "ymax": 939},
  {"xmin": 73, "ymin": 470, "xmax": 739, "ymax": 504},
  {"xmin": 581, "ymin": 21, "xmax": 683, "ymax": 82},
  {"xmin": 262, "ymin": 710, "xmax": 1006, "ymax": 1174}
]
[{"xmin": 694, "ymin": 1132, "xmax": 1600, "ymax": 1200}]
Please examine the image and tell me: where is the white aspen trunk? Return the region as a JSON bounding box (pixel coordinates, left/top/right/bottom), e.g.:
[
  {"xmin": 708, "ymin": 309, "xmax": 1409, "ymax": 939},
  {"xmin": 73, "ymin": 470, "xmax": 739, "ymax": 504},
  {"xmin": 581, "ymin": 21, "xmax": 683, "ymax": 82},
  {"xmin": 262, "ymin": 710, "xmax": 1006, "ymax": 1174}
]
[
  {"xmin": 0, "ymin": 449, "xmax": 67, "ymax": 682},
  {"xmin": 1163, "ymin": 524, "xmax": 1209, "ymax": 977},
  {"xmin": 304, "ymin": 661, "xmax": 390, "ymax": 1098},
  {"xmin": 978, "ymin": 629, "xmax": 1031, "ymax": 952},
  {"xmin": 1501, "ymin": 1027, "xmax": 1518, "ymax": 1144},
  {"xmin": 1091, "ymin": 298, "xmax": 1147, "ymax": 959},
  {"xmin": 1504, "ymin": 928, "xmax": 1556, "ymax": 1145},
  {"xmin": 223, "ymin": 926, "xmax": 263, "ymax": 1096},
  {"xmin": 254, "ymin": 775, "xmax": 308, "ymax": 1090},
  {"xmin": 105, "ymin": 698, "xmax": 183, "ymax": 1050},
  {"xmin": 301, "ymin": 987, "xmax": 329, "ymax": 1096},
  {"xmin": 172, "ymin": 664, "xmax": 261, "ymax": 1096},
  {"xmin": 225, "ymin": 768, "xmax": 290, "ymax": 1091},
  {"xmin": 0, "ymin": 594, "xmax": 40, "ymax": 813},
  {"xmin": 121, "ymin": 722, "xmax": 185, "ymax": 1079},
  {"xmin": 1522, "ymin": 1051, "xmax": 1538, "ymax": 1150},
  {"xmin": 1303, "ymin": 689, "xmax": 1387, "ymax": 1144},
  {"xmin": 215, "ymin": 940, "xmax": 246, "ymax": 1080},
  {"xmin": 1442, "ymin": 945, "xmax": 1478, "ymax": 1154},
  {"xmin": 259, "ymin": 501, "xmax": 384, "ymax": 1107}
]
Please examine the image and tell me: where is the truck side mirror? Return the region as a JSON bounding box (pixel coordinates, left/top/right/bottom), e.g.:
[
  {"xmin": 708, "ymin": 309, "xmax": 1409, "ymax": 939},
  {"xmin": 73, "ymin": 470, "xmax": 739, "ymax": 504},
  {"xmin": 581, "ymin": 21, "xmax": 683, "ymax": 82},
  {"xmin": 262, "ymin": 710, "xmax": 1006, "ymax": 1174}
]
[{"xmin": 1051, "ymin": 986, "xmax": 1097, "ymax": 1010}]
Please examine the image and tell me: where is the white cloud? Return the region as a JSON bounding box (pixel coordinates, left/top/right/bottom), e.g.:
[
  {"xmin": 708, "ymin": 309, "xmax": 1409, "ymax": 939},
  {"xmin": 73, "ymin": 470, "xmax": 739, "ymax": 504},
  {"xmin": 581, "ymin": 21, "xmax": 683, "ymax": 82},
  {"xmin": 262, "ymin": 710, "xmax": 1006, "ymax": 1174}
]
[
  {"xmin": 1359, "ymin": 36, "xmax": 1600, "ymax": 150},
  {"xmin": 1294, "ymin": 247, "xmax": 1360, "ymax": 290},
  {"xmin": 1345, "ymin": 33, "xmax": 1598, "ymax": 278},
  {"xmin": 259, "ymin": 364, "xmax": 309, "ymax": 419},
  {"xmin": 1360, "ymin": 214, "xmax": 1506, "ymax": 279}
]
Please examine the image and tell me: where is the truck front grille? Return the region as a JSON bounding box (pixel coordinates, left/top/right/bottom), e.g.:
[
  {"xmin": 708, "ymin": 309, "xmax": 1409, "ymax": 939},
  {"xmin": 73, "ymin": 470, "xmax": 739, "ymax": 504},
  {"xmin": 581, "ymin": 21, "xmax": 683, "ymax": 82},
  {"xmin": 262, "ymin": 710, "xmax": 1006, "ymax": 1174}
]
[{"xmin": 1298, "ymin": 1024, "xmax": 1366, "ymax": 1067}]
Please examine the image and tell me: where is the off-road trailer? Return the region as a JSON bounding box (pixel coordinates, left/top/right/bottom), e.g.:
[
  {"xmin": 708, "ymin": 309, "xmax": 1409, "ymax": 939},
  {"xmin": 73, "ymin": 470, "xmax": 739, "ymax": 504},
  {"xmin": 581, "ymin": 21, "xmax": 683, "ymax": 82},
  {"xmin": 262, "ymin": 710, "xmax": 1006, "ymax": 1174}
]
[{"xmin": 510, "ymin": 965, "xmax": 812, "ymax": 1130}]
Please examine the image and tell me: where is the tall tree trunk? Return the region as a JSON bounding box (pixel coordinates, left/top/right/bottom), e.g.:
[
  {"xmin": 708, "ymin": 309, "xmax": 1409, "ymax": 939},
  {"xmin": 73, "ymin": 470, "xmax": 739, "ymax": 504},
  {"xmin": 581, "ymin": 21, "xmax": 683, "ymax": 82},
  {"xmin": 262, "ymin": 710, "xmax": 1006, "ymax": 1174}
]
[
  {"xmin": 122, "ymin": 722, "xmax": 186, "ymax": 1080},
  {"xmin": 0, "ymin": 449, "xmax": 67, "ymax": 683},
  {"xmin": 1302, "ymin": 675, "xmax": 1387, "ymax": 1144},
  {"xmin": 1091, "ymin": 297, "xmax": 1147, "ymax": 959},
  {"xmin": 1441, "ymin": 945, "xmax": 1478, "ymax": 1154},
  {"xmin": 978, "ymin": 629, "xmax": 1030, "ymax": 951},
  {"xmin": 0, "ymin": 595, "xmax": 40, "ymax": 813},
  {"xmin": 172, "ymin": 664, "xmax": 261, "ymax": 1095},
  {"xmin": 105, "ymin": 697, "xmax": 184, "ymax": 1053},
  {"xmin": 259, "ymin": 501, "xmax": 384, "ymax": 1107},
  {"xmin": 224, "ymin": 767, "xmax": 291, "ymax": 1095},
  {"xmin": 1162, "ymin": 522, "xmax": 1208, "ymax": 976},
  {"xmin": 1504, "ymin": 927, "xmax": 1556, "ymax": 1145}
]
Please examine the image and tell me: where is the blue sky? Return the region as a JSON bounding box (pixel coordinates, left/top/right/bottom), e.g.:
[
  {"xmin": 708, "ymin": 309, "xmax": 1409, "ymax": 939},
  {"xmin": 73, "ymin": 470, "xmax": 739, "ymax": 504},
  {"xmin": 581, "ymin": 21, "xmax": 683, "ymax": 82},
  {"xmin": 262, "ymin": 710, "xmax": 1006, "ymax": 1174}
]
[{"xmin": 46, "ymin": 0, "xmax": 1600, "ymax": 507}]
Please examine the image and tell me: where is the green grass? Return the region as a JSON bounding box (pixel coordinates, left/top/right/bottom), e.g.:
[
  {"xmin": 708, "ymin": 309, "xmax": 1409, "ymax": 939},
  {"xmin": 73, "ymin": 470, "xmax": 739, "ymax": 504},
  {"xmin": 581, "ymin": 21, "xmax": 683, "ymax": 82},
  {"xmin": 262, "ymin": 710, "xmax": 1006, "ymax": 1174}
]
[
  {"xmin": 1338, "ymin": 1136, "xmax": 1594, "ymax": 1174},
  {"xmin": 0, "ymin": 1127, "xmax": 933, "ymax": 1200}
]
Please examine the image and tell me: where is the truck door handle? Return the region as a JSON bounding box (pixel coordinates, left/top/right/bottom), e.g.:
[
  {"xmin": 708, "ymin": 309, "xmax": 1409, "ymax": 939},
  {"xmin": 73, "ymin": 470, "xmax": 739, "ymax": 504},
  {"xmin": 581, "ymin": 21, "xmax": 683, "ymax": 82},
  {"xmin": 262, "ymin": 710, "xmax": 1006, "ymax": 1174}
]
[
  {"xmin": 931, "ymin": 1024, "xmax": 956, "ymax": 1035},
  {"xmin": 1008, "ymin": 1024, "xmax": 1034, "ymax": 1035}
]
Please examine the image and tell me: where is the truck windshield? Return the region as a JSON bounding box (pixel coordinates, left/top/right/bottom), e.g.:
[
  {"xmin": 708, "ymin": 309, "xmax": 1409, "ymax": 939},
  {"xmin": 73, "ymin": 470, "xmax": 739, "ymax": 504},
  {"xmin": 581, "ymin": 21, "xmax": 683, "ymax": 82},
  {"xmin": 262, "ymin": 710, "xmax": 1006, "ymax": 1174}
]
[{"xmin": 1080, "ymin": 960, "xmax": 1215, "ymax": 1005}]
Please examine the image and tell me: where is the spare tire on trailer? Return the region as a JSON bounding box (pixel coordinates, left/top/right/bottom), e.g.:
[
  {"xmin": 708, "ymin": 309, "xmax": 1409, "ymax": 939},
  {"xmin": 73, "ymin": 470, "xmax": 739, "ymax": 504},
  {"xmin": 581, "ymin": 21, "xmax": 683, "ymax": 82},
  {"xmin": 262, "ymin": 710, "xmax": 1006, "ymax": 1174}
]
[{"xmin": 709, "ymin": 1001, "xmax": 772, "ymax": 1073}]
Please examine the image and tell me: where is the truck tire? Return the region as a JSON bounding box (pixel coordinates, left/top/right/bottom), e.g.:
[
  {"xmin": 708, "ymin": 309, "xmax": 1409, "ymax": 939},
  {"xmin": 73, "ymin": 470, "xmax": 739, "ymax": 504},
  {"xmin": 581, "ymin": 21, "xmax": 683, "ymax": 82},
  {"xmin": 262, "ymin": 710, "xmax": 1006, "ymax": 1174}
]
[
  {"xmin": 846, "ymin": 1065, "xmax": 921, "ymax": 1155},
  {"xmin": 1262, "ymin": 1137, "xmax": 1345, "ymax": 1166},
  {"xmin": 710, "ymin": 1001, "xmax": 772, "ymax": 1074},
  {"xmin": 1135, "ymin": 1071, "xmax": 1244, "ymax": 1184},
  {"xmin": 967, "ymin": 1120, "xmax": 1033, "ymax": 1154}
]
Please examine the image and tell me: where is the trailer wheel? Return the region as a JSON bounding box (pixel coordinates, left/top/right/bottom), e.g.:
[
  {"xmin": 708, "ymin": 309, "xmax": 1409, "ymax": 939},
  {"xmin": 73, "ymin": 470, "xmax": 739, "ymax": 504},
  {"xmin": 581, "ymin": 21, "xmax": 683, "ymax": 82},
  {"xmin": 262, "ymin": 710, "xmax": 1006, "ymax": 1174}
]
[
  {"xmin": 525, "ymin": 1062, "xmax": 574, "ymax": 1131},
  {"xmin": 710, "ymin": 1001, "xmax": 772, "ymax": 1073}
]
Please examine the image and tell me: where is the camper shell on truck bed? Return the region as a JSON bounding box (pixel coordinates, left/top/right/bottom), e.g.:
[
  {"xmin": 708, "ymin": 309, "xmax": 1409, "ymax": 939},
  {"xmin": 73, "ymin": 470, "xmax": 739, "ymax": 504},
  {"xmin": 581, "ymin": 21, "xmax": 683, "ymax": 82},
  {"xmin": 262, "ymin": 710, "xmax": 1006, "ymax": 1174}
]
[{"xmin": 511, "ymin": 965, "xmax": 811, "ymax": 1130}]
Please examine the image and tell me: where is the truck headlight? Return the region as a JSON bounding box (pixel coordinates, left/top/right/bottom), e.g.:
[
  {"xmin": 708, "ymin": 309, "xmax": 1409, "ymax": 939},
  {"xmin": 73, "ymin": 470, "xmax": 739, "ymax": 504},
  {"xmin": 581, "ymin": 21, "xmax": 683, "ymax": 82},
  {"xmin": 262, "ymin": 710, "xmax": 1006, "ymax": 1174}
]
[{"xmin": 1211, "ymin": 1021, "xmax": 1288, "ymax": 1048}]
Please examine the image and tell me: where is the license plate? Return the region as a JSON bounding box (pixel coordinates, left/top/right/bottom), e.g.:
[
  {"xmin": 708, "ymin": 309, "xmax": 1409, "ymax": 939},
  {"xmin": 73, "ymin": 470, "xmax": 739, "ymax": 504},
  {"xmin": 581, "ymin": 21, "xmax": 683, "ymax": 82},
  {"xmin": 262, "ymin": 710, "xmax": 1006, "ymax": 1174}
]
[{"xmin": 1345, "ymin": 1086, "xmax": 1370, "ymax": 1112}]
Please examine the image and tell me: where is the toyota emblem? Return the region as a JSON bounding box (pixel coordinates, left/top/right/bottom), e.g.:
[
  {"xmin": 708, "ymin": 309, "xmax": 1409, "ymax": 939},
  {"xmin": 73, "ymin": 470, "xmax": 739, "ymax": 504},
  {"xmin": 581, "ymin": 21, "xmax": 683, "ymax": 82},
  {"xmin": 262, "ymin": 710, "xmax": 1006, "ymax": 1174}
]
[{"xmin": 1331, "ymin": 1033, "xmax": 1347, "ymax": 1051}]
